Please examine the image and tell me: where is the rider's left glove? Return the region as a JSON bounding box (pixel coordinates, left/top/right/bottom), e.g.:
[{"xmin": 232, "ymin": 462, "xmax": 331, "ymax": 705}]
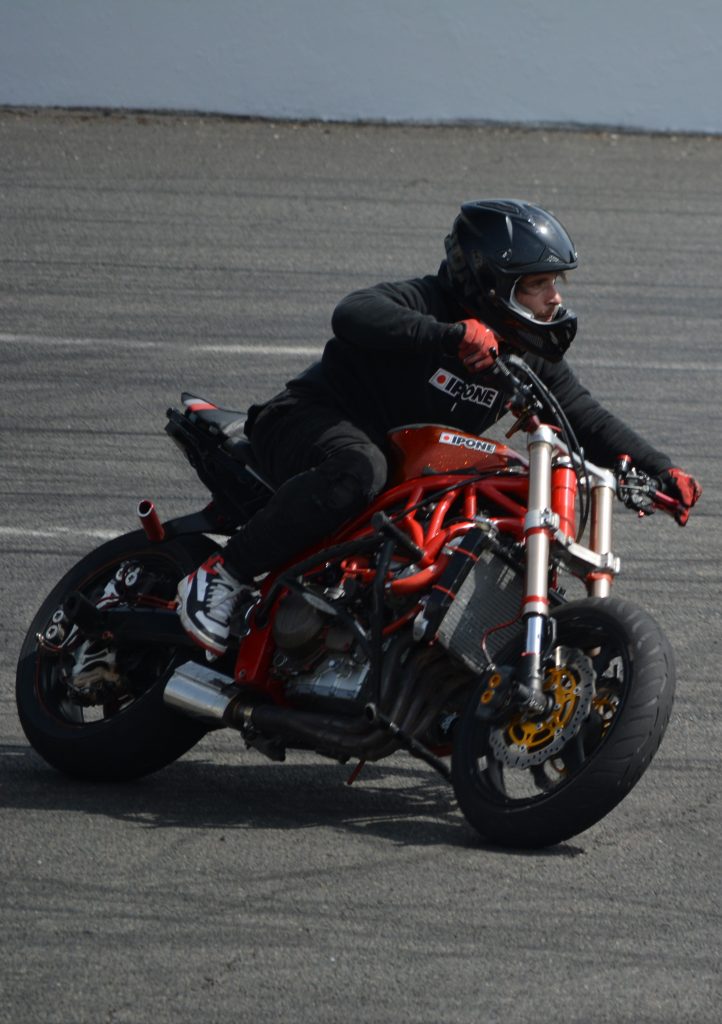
[
  {"xmin": 657, "ymin": 467, "xmax": 702, "ymax": 526},
  {"xmin": 457, "ymin": 319, "xmax": 499, "ymax": 373}
]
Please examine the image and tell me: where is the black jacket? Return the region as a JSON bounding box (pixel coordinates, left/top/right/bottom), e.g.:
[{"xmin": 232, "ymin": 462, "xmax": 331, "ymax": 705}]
[{"xmin": 288, "ymin": 271, "xmax": 671, "ymax": 475}]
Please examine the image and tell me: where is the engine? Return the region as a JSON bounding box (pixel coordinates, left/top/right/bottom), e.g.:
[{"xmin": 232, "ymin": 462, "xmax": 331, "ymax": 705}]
[{"xmin": 271, "ymin": 590, "xmax": 370, "ymax": 711}]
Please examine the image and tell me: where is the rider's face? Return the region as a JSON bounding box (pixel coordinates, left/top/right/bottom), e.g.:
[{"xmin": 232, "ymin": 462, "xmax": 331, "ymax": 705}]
[{"xmin": 514, "ymin": 273, "xmax": 563, "ymax": 321}]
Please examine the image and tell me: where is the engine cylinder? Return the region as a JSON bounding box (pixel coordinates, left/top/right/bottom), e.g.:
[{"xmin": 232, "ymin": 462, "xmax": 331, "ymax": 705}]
[{"xmin": 272, "ymin": 592, "xmax": 325, "ymax": 658}]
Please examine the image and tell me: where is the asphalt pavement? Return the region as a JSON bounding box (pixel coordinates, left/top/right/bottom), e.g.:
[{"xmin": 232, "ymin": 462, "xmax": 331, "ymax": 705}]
[{"xmin": 1, "ymin": 108, "xmax": 720, "ymax": 1024}]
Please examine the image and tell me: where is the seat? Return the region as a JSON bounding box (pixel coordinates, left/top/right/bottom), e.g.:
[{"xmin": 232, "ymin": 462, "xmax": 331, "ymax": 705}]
[
  {"xmin": 181, "ymin": 392, "xmax": 246, "ymax": 437},
  {"xmin": 179, "ymin": 392, "xmax": 275, "ymax": 491}
]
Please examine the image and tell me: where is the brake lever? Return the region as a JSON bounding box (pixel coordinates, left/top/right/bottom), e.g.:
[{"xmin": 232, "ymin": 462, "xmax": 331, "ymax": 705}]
[
  {"xmin": 614, "ymin": 458, "xmax": 684, "ymax": 520},
  {"xmin": 614, "ymin": 458, "xmax": 655, "ymax": 516}
]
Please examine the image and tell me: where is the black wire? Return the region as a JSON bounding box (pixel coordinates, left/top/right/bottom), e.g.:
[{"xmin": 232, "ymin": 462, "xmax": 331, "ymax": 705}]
[{"xmin": 505, "ymin": 359, "xmax": 592, "ymax": 541}]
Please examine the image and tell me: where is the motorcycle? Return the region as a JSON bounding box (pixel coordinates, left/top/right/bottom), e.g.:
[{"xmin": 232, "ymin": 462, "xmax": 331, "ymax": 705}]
[{"xmin": 15, "ymin": 356, "xmax": 683, "ymax": 848}]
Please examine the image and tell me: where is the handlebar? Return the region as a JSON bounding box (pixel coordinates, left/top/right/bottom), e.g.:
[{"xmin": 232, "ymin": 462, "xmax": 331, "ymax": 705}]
[
  {"xmin": 489, "ymin": 354, "xmax": 544, "ymax": 435},
  {"xmin": 488, "ymin": 353, "xmax": 687, "ymax": 523},
  {"xmin": 613, "ymin": 456, "xmax": 685, "ymax": 522},
  {"xmin": 486, "ymin": 353, "xmax": 688, "ymax": 524}
]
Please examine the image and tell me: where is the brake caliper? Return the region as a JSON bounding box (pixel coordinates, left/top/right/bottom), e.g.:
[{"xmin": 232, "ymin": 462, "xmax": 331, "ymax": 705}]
[{"xmin": 488, "ymin": 648, "xmax": 595, "ymax": 768}]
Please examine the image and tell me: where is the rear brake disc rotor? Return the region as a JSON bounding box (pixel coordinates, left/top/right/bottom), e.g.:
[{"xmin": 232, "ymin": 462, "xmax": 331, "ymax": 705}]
[{"xmin": 489, "ymin": 647, "xmax": 595, "ymax": 768}]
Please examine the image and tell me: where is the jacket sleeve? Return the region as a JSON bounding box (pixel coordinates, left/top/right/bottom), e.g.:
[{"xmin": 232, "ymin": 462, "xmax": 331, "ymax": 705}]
[
  {"xmin": 331, "ymin": 279, "xmax": 463, "ymax": 355},
  {"xmin": 534, "ymin": 357, "xmax": 672, "ymax": 476}
]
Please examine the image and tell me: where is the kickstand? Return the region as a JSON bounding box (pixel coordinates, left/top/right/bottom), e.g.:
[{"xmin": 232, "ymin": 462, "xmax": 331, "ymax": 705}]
[{"xmin": 346, "ymin": 759, "xmax": 366, "ymax": 786}]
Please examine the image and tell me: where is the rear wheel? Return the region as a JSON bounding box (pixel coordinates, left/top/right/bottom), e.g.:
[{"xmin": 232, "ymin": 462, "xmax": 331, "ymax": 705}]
[
  {"xmin": 16, "ymin": 530, "xmax": 216, "ymax": 781},
  {"xmin": 451, "ymin": 597, "xmax": 675, "ymax": 848}
]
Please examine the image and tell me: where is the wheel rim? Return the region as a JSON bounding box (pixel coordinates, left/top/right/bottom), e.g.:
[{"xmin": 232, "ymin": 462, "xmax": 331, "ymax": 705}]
[
  {"xmin": 467, "ymin": 612, "xmax": 631, "ymax": 805},
  {"xmin": 33, "ymin": 549, "xmax": 185, "ymax": 728}
]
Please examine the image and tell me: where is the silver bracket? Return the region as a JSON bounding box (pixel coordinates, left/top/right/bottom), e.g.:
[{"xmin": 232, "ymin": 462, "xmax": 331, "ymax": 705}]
[
  {"xmin": 552, "ymin": 531, "xmax": 621, "ymax": 576},
  {"xmin": 524, "ymin": 507, "xmax": 560, "ymax": 532}
]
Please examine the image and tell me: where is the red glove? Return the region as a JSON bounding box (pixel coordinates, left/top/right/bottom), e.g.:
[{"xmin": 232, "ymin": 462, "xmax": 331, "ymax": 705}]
[
  {"xmin": 457, "ymin": 319, "xmax": 499, "ymax": 373},
  {"xmin": 658, "ymin": 467, "xmax": 702, "ymax": 526}
]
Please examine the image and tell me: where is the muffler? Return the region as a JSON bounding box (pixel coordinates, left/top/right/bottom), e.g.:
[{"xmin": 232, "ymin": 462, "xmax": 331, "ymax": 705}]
[
  {"xmin": 163, "ymin": 661, "xmax": 242, "ymax": 723},
  {"xmin": 163, "ymin": 659, "xmax": 449, "ymax": 777},
  {"xmin": 163, "ymin": 660, "xmax": 388, "ymax": 754}
]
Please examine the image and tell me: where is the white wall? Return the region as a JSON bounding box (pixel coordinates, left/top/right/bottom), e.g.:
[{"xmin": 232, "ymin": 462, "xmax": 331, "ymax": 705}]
[{"xmin": 1, "ymin": 0, "xmax": 721, "ymax": 133}]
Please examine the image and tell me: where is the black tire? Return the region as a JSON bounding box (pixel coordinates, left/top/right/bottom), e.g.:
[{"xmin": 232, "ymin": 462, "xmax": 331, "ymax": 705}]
[
  {"xmin": 451, "ymin": 596, "xmax": 675, "ymax": 848},
  {"xmin": 16, "ymin": 529, "xmax": 217, "ymax": 782}
]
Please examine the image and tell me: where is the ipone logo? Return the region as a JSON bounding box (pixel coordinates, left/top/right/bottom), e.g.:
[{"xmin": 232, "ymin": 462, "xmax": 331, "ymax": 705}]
[
  {"xmin": 439, "ymin": 431, "xmax": 497, "ymax": 454},
  {"xmin": 429, "ymin": 368, "xmax": 499, "ymax": 408}
]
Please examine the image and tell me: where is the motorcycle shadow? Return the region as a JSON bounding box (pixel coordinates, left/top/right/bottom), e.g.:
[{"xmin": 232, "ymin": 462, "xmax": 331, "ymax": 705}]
[{"xmin": 1, "ymin": 742, "xmax": 585, "ymax": 856}]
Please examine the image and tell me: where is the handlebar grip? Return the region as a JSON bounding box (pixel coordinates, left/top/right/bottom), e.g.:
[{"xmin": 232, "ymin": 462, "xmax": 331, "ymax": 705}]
[
  {"xmin": 651, "ymin": 488, "xmax": 688, "ymax": 521},
  {"xmin": 651, "ymin": 489, "xmax": 678, "ymax": 511}
]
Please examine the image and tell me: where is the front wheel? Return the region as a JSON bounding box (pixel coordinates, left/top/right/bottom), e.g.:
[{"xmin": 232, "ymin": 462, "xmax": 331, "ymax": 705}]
[
  {"xmin": 451, "ymin": 597, "xmax": 675, "ymax": 848},
  {"xmin": 16, "ymin": 529, "xmax": 217, "ymax": 781}
]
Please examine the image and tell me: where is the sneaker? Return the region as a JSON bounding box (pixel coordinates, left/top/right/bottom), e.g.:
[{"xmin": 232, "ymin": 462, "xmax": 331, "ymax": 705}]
[{"xmin": 176, "ymin": 553, "xmax": 249, "ymax": 655}]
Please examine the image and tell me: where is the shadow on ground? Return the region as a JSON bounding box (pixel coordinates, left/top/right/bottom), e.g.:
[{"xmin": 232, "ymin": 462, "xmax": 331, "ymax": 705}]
[{"xmin": 0, "ymin": 741, "xmax": 585, "ymax": 857}]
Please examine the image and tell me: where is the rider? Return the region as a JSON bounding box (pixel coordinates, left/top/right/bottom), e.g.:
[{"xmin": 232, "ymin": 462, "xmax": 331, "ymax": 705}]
[{"xmin": 176, "ymin": 199, "xmax": 702, "ymax": 656}]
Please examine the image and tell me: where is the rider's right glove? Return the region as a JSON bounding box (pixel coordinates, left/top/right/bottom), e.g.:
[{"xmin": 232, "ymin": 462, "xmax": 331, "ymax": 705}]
[
  {"xmin": 657, "ymin": 467, "xmax": 702, "ymax": 526},
  {"xmin": 456, "ymin": 319, "xmax": 500, "ymax": 374}
]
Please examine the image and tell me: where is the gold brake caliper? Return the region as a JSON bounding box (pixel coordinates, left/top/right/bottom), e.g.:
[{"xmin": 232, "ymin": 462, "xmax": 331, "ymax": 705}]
[{"xmin": 591, "ymin": 688, "xmax": 620, "ymax": 734}]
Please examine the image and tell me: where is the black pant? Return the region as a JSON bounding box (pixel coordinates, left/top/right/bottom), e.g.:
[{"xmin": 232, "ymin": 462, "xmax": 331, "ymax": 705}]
[{"xmin": 223, "ymin": 391, "xmax": 388, "ymax": 580}]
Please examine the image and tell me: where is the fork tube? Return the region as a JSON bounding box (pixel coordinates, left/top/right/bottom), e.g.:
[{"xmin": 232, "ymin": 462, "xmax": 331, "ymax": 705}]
[
  {"xmin": 521, "ymin": 427, "xmax": 556, "ymax": 707},
  {"xmin": 551, "ymin": 463, "xmax": 577, "ymax": 540},
  {"xmin": 588, "ymin": 475, "xmax": 616, "ymax": 597}
]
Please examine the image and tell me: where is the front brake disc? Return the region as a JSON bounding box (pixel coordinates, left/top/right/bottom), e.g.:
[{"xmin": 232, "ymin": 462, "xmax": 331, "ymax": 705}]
[{"xmin": 488, "ymin": 647, "xmax": 594, "ymax": 768}]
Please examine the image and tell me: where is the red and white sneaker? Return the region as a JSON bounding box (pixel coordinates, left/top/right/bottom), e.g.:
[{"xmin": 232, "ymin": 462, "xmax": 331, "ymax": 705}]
[{"xmin": 176, "ymin": 554, "xmax": 249, "ymax": 655}]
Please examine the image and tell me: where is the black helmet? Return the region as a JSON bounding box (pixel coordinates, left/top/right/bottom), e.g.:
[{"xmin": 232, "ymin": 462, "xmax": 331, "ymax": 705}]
[{"xmin": 444, "ymin": 199, "xmax": 578, "ymax": 361}]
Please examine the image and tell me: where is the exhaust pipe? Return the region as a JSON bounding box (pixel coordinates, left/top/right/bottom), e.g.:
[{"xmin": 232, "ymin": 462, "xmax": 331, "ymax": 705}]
[
  {"xmin": 163, "ymin": 661, "xmax": 241, "ymax": 723},
  {"xmin": 163, "ymin": 654, "xmax": 451, "ymax": 780},
  {"xmin": 163, "ymin": 660, "xmax": 388, "ymax": 752},
  {"xmin": 138, "ymin": 499, "xmax": 166, "ymax": 542}
]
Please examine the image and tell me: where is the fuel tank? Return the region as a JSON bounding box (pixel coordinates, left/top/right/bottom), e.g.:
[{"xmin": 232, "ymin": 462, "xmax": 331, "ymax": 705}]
[{"xmin": 386, "ymin": 424, "xmax": 525, "ymax": 483}]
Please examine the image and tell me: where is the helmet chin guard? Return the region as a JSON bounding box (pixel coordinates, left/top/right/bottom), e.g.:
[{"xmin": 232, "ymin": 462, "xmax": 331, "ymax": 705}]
[{"xmin": 445, "ymin": 199, "xmax": 579, "ymax": 361}]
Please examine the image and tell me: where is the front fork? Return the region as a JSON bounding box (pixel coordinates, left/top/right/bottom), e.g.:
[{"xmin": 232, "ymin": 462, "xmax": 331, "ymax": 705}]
[{"xmin": 520, "ymin": 427, "xmax": 616, "ymax": 711}]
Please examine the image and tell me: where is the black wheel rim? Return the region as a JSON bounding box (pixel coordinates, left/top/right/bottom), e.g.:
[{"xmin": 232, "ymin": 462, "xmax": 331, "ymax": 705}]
[
  {"xmin": 466, "ymin": 611, "xmax": 631, "ymax": 807},
  {"xmin": 33, "ymin": 548, "xmax": 186, "ymax": 729}
]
